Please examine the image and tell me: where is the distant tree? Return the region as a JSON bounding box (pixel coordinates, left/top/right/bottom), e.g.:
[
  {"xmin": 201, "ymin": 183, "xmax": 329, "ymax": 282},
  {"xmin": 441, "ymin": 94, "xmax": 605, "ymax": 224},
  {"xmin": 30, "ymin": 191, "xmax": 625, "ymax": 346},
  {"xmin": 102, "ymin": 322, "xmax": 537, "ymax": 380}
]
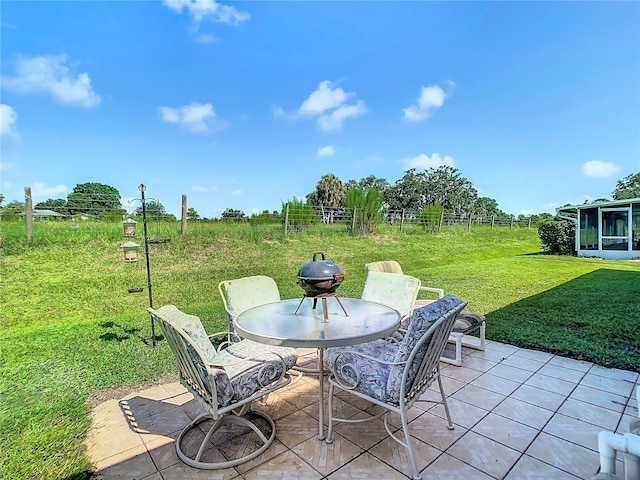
[
  {"xmin": 35, "ymin": 198, "xmax": 68, "ymax": 214},
  {"xmin": 0, "ymin": 193, "xmax": 4, "ymax": 208},
  {"xmin": 612, "ymin": 172, "xmax": 640, "ymax": 200},
  {"xmin": 474, "ymin": 197, "xmax": 505, "ymax": 218},
  {"xmin": 2, "ymin": 200, "xmax": 25, "ymax": 216},
  {"xmin": 345, "ymin": 176, "xmax": 390, "ymax": 196},
  {"xmin": 186, "ymin": 207, "xmax": 200, "ymax": 220},
  {"xmin": 66, "ymin": 182, "xmax": 123, "ymax": 215},
  {"xmin": 249, "ymin": 209, "xmax": 280, "ymax": 225},
  {"xmin": 220, "ymin": 208, "xmax": 246, "ymax": 221},
  {"xmin": 384, "ymin": 169, "xmax": 426, "ymax": 211},
  {"xmin": 422, "ymin": 166, "xmax": 478, "ymax": 216},
  {"xmin": 306, "ymin": 173, "xmax": 345, "ymax": 223},
  {"xmin": 135, "ymin": 200, "xmax": 167, "ymax": 220}
]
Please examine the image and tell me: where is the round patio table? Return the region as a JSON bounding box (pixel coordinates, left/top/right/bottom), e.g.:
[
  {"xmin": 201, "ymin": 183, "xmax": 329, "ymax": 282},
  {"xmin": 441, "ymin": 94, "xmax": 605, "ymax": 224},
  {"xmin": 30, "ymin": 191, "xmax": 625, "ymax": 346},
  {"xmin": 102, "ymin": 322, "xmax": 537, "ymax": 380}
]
[{"xmin": 235, "ymin": 297, "xmax": 401, "ymax": 439}]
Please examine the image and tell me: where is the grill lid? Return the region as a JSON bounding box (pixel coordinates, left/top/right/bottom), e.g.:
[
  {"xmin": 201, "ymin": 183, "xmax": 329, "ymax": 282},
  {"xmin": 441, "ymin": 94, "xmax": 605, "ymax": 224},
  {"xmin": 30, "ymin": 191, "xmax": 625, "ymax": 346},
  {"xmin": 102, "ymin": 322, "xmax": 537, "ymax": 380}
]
[{"xmin": 297, "ymin": 252, "xmax": 343, "ymax": 280}]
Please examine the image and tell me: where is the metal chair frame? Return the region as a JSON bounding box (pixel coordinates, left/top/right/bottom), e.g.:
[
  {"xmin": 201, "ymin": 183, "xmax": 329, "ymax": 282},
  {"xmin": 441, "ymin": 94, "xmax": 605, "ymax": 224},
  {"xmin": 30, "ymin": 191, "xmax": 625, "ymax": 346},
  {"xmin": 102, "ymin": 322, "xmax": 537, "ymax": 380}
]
[
  {"xmin": 325, "ymin": 297, "xmax": 466, "ymax": 480},
  {"xmin": 148, "ymin": 305, "xmax": 296, "ymax": 469}
]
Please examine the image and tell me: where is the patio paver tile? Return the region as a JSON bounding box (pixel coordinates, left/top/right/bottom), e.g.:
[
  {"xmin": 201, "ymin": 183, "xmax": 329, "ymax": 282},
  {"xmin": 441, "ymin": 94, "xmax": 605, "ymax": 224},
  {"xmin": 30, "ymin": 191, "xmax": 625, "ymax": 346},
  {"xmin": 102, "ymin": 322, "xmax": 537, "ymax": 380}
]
[
  {"xmin": 447, "ymin": 430, "xmax": 521, "ymax": 479},
  {"xmin": 542, "ymin": 413, "xmax": 603, "ymax": 452},
  {"xmin": 419, "ymin": 452, "xmax": 494, "ymax": 479},
  {"xmin": 472, "ymin": 412, "xmax": 538, "ymax": 452},
  {"xmin": 525, "ymin": 432, "xmax": 600, "ymax": 480},
  {"xmin": 326, "ymin": 451, "xmax": 409, "ymax": 479},
  {"xmin": 505, "ymin": 454, "xmax": 582, "ymax": 479},
  {"xmin": 557, "ymin": 398, "xmax": 622, "ymax": 431}
]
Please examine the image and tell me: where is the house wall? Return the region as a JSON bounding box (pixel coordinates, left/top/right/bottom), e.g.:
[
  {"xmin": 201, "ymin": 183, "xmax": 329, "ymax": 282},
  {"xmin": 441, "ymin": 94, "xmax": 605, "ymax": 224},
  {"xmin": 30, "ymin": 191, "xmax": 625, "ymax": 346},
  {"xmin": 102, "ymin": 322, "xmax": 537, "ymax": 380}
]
[{"xmin": 575, "ymin": 200, "xmax": 640, "ymax": 260}]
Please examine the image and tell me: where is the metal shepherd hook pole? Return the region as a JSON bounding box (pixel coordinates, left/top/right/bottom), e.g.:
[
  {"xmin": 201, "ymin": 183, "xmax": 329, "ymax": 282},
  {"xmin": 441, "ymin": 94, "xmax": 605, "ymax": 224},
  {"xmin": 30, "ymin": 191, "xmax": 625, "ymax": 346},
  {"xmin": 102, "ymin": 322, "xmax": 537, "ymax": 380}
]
[{"xmin": 139, "ymin": 183, "xmax": 156, "ymax": 347}]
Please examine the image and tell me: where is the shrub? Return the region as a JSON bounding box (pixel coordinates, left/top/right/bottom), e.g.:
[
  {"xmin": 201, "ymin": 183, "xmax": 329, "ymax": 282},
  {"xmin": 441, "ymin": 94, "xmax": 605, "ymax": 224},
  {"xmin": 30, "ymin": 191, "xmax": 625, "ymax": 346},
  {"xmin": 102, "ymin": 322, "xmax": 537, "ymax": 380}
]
[
  {"xmin": 419, "ymin": 204, "xmax": 443, "ymax": 233},
  {"xmin": 537, "ymin": 219, "xmax": 575, "ymax": 255},
  {"xmin": 344, "ymin": 187, "xmax": 383, "ymax": 235},
  {"xmin": 282, "ymin": 198, "xmax": 317, "ymax": 232}
]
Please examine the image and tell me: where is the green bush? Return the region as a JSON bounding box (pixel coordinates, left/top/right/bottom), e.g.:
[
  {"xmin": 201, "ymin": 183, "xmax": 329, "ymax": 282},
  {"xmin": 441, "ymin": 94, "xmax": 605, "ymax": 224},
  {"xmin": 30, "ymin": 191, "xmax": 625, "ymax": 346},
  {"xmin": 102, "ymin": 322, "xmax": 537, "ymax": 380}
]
[
  {"xmin": 419, "ymin": 204, "xmax": 443, "ymax": 233},
  {"xmin": 282, "ymin": 198, "xmax": 317, "ymax": 232},
  {"xmin": 537, "ymin": 219, "xmax": 575, "ymax": 255},
  {"xmin": 344, "ymin": 187, "xmax": 383, "ymax": 235}
]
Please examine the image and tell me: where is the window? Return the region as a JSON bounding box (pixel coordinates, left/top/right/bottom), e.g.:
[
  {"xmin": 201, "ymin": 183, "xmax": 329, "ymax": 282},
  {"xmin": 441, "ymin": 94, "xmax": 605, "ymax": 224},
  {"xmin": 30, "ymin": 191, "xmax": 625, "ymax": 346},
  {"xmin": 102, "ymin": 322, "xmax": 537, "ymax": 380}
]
[
  {"xmin": 602, "ymin": 208, "xmax": 629, "ymax": 251},
  {"xmin": 633, "ymin": 203, "xmax": 640, "ymax": 251},
  {"xmin": 579, "ymin": 208, "xmax": 598, "ymax": 250}
]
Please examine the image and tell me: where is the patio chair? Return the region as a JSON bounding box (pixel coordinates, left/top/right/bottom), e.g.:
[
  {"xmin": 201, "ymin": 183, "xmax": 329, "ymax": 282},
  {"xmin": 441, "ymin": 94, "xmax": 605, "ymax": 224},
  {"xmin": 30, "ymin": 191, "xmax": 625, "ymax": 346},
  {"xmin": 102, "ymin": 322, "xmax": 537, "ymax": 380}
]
[
  {"xmin": 148, "ymin": 305, "xmax": 298, "ymax": 469},
  {"xmin": 218, "ymin": 275, "xmax": 318, "ymax": 373},
  {"xmin": 323, "ymin": 295, "xmax": 467, "ymax": 480},
  {"xmin": 593, "ymin": 386, "xmax": 640, "ymax": 480},
  {"xmin": 361, "ymin": 270, "xmax": 421, "ymax": 321},
  {"xmin": 366, "ymin": 260, "xmax": 486, "ymax": 366}
]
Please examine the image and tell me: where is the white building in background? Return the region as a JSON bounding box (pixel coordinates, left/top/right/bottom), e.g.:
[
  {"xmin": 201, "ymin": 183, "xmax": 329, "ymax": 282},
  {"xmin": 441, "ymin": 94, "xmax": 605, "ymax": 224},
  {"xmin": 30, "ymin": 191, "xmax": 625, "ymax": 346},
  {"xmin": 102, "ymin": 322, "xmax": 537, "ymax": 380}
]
[{"xmin": 557, "ymin": 198, "xmax": 640, "ymax": 260}]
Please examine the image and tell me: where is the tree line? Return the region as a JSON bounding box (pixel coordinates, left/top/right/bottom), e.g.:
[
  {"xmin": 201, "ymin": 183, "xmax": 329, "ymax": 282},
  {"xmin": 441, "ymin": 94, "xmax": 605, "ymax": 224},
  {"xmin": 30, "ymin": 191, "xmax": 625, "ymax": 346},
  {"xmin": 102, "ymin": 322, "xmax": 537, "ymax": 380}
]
[{"xmin": 1, "ymin": 170, "xmax": 638, "ymax": 224}]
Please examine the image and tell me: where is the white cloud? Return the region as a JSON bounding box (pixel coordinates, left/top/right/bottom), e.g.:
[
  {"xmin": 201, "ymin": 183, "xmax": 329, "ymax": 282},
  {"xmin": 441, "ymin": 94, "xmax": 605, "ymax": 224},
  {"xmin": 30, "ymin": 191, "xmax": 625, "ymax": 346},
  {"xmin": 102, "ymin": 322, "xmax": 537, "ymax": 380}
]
[
  {"xmin": 31, "ymin": 182, "xmax": 68, "ymax": 198},
  {"xmin": 299, "ymin": 81, "xmax": 351, "ymax": 116},
  {"xmin": 159, "ymin": 102, "xmax": 219, "ymax": 132},
  {"xmin": 404, "ymin": 153, "xmax": 455, "ymax": 170},
  {"xmin": 192, "ymin": 185, "xmax": 218, "ymax": 192},
  {"xmin": 582, "ymin": 160, "xmax": 622, "ymax": 178},
  {"xmin": 163, "ymin": 0, "xmax": 250, "ymax": 25},
  {"xmin": 1, "ymin": 55, "xmax": 101, "ymax": 108},
  {"xmin": 231, "ymin": 189, "xmax": 242, "ymax": 195},
  {"xmin": 403, "ymin": 85, "xmax": 448, "ymax": 121},
  {"xmin": 274, "ymin": 80, "xmax": 367, "ymax": 131},
  {"xmin": 0, "ymin": 104, "xmax": 17, "ymax": 136},
  {"xmin": 317, "ymin": 145, "xmax": 335, "ymax": 158},
  {"xmin": 318, "ymin": 101, "xmax": 366, "ymax": 131}
]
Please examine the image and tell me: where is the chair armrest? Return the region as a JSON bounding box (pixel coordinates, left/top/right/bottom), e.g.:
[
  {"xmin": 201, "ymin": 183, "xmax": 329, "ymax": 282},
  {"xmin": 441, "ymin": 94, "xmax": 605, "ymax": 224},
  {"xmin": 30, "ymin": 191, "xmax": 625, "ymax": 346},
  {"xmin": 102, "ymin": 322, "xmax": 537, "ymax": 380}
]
[
  {"xmin": 419, "ymin": 286, "xmax": 444, "ymax": 298},
  {"xmin": 208, "ymin": 331, "xmax": 241, "ymax": 351}
]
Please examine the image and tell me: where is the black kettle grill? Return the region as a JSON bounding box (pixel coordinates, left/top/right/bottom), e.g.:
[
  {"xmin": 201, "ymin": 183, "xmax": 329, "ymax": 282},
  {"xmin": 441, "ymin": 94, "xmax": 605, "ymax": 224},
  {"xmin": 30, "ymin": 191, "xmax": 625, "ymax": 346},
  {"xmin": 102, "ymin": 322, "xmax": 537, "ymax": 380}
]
[{"xmin": 295, "ymin": 252, "xmax": 348, "ymax": 321}]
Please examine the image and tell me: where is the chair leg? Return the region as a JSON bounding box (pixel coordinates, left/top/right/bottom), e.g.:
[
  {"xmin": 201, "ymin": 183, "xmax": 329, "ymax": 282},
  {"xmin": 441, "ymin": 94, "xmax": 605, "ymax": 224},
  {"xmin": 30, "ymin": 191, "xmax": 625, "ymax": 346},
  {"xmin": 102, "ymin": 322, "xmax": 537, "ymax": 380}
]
[
  {"xmin": 436, "ymin": 372, "xmax": 454, "ymax": 430},
  {"xmin": 396, "ymin": 406, "xmax": 422, "ymax": 480},
  {"xmin": 176, "ymin": 410, "xmax": 276, "ymax": 469}
]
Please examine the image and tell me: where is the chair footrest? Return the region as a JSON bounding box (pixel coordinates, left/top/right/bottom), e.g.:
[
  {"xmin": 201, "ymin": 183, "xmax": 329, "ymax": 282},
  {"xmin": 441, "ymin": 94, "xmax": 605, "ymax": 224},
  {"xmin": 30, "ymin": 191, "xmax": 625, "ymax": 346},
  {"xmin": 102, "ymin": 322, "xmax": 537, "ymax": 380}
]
[{"xmin": 452, "ymin": 312, "xmax": 485, "ymax": 334}]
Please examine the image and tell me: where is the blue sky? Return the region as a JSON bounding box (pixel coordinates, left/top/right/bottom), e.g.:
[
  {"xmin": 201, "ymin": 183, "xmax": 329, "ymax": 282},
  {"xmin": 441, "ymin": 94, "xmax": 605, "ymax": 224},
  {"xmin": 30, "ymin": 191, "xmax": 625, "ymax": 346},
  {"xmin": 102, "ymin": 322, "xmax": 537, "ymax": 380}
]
[{"xmin": 1, "ymin": 1, "xmax": 639, "ymax": 218}]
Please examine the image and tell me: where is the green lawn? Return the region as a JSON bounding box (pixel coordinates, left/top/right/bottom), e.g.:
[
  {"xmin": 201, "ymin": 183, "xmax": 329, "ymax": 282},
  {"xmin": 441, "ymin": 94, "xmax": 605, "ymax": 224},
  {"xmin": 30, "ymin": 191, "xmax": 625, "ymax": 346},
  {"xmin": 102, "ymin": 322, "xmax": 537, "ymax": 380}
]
[{"xmin": 1, "ymin": 220, "xmax": 639, "ymax": 479}]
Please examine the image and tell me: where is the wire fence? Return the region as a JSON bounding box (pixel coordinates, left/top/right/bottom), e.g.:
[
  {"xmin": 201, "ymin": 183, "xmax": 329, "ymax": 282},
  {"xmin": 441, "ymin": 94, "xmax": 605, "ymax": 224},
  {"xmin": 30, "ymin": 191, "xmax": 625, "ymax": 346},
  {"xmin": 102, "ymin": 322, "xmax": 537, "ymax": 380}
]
[{"xmin": 6, "ymin": 188, "xmax": 540, "ymax": 244}]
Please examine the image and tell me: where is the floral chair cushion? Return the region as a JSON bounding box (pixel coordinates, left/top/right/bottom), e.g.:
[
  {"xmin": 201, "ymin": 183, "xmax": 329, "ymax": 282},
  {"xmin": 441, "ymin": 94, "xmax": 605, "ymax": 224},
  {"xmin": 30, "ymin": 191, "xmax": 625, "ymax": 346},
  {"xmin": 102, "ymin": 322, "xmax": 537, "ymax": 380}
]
[
  {"xmin": 324, "ymin": 295, "xmax": 466, "ymax": 404},
  {"xmin": 219, "ymin": 340, "xmax": 297, "ymax": 405},
  {"xmin": 155, "ymin": 305, "xmax": 297, "ymax": 408}
]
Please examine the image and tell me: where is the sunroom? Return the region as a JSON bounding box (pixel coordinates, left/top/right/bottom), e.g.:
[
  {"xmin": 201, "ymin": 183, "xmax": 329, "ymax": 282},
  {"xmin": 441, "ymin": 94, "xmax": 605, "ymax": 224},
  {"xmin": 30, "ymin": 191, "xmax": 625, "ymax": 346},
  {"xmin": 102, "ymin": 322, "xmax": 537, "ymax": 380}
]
[{"xmin": 557, "ymin": 198, "xmax": 640, "ymax": 260}]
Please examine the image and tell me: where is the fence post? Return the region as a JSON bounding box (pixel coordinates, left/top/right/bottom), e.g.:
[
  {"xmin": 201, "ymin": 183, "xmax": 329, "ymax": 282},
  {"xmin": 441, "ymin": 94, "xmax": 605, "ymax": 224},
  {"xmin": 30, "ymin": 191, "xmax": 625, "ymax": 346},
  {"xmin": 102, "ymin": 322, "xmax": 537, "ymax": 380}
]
[
  {"xmin": 467, "ymin": 215, "xmax": 472, "ymax": 232},
  {"xmin": 528, "ymin": 217, "xmax": 532, "ymax": 228},
  {"xmin": 351, "ymin": 207, "xmax": 357, "ymax": 233},
  {"xmin": 400, "ymin": 209, "xmax": 405, "ymax": 232},
  {"xmin": 180, "ymin": 194, "xmax": 187, "ymax": 234},
  {"xmin": 25, "ymin": 186, "xmax": 33, "ymax": 242},
  {"xmin": 439, "ymin": 210, "xmax": 444, "ymax": 232},
  {"xmin": 491, "ymin": 215, "xmax": 495, "ymax": 230},
  {"xmin": 283, "ymin": 202, "xmax": 289, "ymax": 235},
  {"xmin": 510, "ymin": 215, "xmax": 514, "ymax": 229}
]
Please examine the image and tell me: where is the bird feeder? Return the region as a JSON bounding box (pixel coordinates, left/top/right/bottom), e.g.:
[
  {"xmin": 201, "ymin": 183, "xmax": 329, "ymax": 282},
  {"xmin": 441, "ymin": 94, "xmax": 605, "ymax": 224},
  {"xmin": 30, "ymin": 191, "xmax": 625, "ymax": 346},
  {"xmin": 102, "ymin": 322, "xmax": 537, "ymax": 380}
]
[
  {"xmin": 122, "ymin": 218, "xmax": 137, "ymax": 237},
  {"xmin": 120, "ymin": 241, "xmax": 140, "ymax": 262}
]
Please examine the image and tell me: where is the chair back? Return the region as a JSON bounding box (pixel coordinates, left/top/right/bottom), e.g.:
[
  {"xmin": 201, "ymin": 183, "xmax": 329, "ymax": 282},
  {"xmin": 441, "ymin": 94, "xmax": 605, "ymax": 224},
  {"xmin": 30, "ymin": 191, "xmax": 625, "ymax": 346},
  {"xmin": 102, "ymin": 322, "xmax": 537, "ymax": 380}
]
[
  {"xmin": 392, "ymin": 295, "xmax": 467, "ymax": 405},
  {"xmin": 218, "ymin": 275, "xmax": 281, "ymax": 333},
  {"xmin": 365, "ymin": 260, "xmax": 404, "ymax": 274},
  {"xmin": 148, "ymin": 305, "xmax": 223, "ymax": 411},
  {"xmin": 361, "ymin": 271, "xmax": 421, "ymax": 319}
]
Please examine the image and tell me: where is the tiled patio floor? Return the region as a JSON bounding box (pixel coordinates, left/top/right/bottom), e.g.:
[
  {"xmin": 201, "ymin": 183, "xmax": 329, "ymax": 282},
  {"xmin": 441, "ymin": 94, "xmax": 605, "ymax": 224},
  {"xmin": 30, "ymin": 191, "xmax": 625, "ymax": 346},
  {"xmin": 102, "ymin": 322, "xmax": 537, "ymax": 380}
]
[{"xmin": 87, "ymin": 341, "xmax": 639, "ymax": 479}]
